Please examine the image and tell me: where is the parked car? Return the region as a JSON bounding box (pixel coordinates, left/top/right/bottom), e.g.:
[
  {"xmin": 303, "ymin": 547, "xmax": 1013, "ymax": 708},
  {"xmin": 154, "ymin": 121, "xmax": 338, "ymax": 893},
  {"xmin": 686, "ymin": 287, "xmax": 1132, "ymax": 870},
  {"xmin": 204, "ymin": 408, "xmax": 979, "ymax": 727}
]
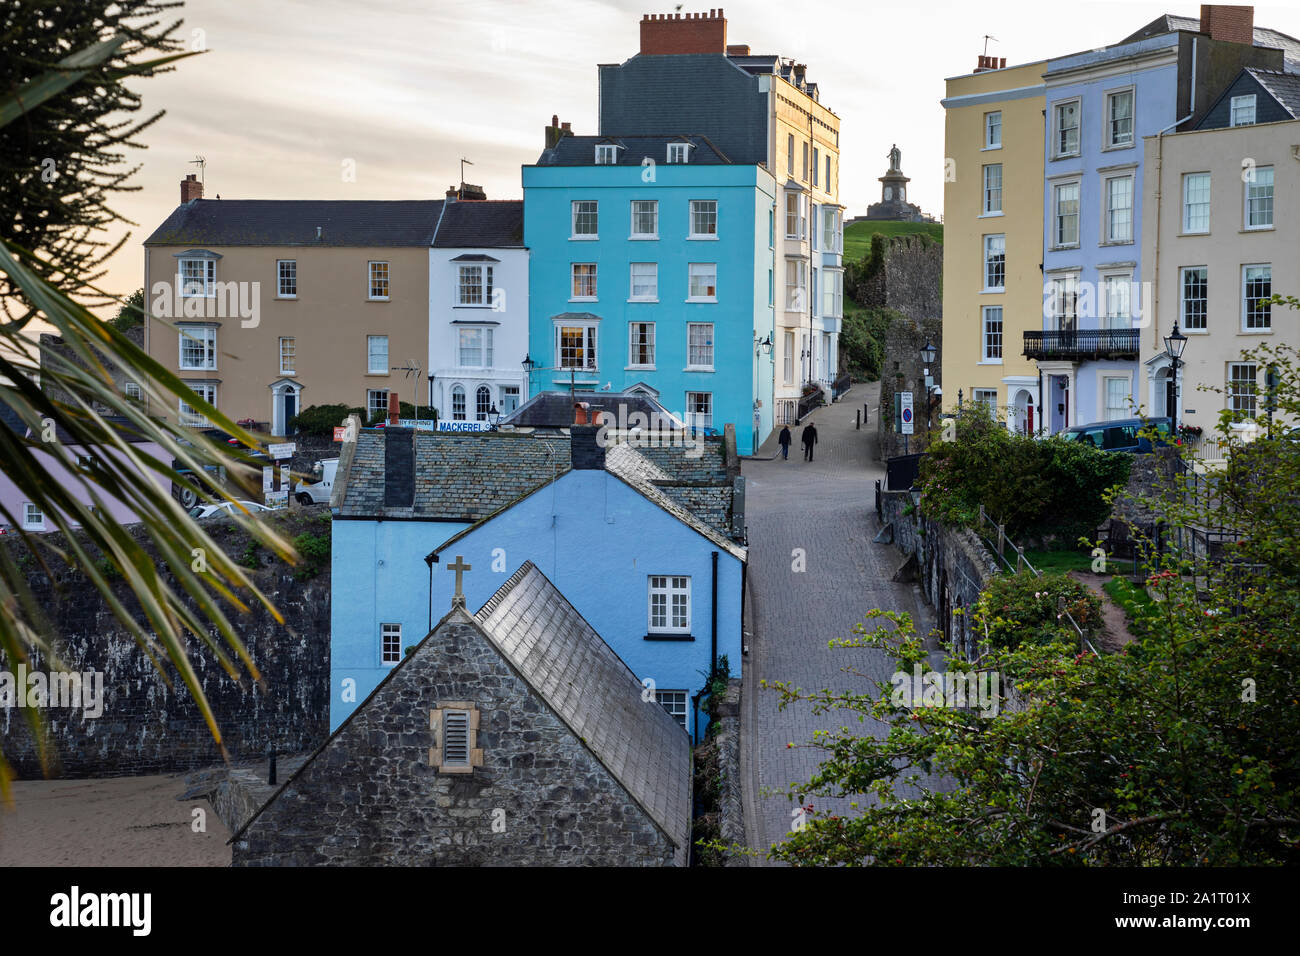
[
  {"xmin": 187, "ymin": 500, "xmax": 275, "ymax": 520},
  {"xmin": 171, "ymin": 428, "xmax": 270, "ymax": 509},
  {"xmin": 295, "ymin": 458, "xmax": 339, "ymax": 506},
  {"xmin": 1060, "ymin": 417, "xmax": 1173, "ymax": 453}
]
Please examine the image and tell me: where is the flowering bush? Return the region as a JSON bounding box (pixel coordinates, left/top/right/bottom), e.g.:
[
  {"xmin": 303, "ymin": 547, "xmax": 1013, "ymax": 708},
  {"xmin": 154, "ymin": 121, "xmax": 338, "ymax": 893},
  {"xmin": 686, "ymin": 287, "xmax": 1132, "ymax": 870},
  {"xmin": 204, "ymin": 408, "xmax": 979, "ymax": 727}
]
[{"xmin": 972, "ymin": 570, "xmax": 1104, "ymax": 651}]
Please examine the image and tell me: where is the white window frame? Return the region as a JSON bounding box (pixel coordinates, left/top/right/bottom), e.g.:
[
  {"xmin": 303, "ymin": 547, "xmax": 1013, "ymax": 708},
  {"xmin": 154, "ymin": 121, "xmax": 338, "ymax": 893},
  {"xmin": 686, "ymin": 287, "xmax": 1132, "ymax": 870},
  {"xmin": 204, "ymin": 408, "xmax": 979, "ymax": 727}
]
[
  {"xmin": 368, "ymin": 261, "xmax": 390, "ymax": 300},
  {"xmin": 785, "ymin": 259, "xmax": 807, "ymax": 310},
  {"xmin": 689, "ymin": 200, "xmax": 718, "ymax": 239},
  {"xmin": 456, "ymin": 327, "xmax": 493, "ymax": 368},
  {"xmin": 972, "ymin": 388, "xmax": 998, "ymax": 418},
  {"xmin": 1053, "ymin": 98, "xmax": 1081, "ymax": 158},
  {"xmin": 630, "ymin": 200, "xmax": 658, "ymax": 239},
  {"xmin": 1228, "ymin": 362, "xmax": 1257, "ymax": 418},
  {"xmin": 571, "ymin": 200, "xmax": 598, "ymax": 239},
  {"xmin": 1242, "ymin": 264, "xmax": 1272, "ymax": 332},
  {"xmin": 984, "ymin": 110, "xmax": 1002, "ymax": 149},
  {"xmin": 656, "ymin": 690, "xmax": 688, "ymax": 729},
  {"xmin": 686, "ymin": 322, "xmax": 715, "ymax": 370},
  {"xmin": 1104, "ymin": 174, "xmax": 1134, "ymax": 243},
  {"xmin": 178, "ymin": 325, "xmax": 217, "ymax": 371},
  {"xmin": 367, "ymin": 388, "xmax": 389, "ymax": 420},
  {"xmin": 450, "ymin": 384, "xmax": 466, "ymax": 420},
  {"xmin": 982, "ymin": 164, "xmax": 1003, "ymax": 215},
  {"xmin": 1230, "ymin": 94, "xmax": 1257, "ymax": 127},
  {"xmin": 276, "ymin": 259, "xmax": 297, "ymax": 298},
  {"xmin": 456, "ymin": 263, "xmax": 494, "ymax": 306},
  {"xmin": 629, "ymin": 262, "xmax": 658, "ymax": 302},
  {"xmin": 1245, "ymin": 165, "xmax": 1274, "ymax": 230},
  {"xmin": 983, "ymin": 234, "xmax": 1006, "ymax": 291},
  {"xmin": 628, "ymin": 321, "xmax": 655, "ymax": 369},
  {"xmin": 784, "ymin": 191, "xmax": 803, "ymax": 239},
  {"xmin": 783, "ymin": 331, "xmax": 794, "ymax": 385},
  {"xmin": 179, "ymin": 381, "xmax": 216, "ymax": 427},
  {"xmin": 555, "ymin": 321, "xmax": 598, "ymax": 371},
  {"xmin": 279, "ymin": 336, "xmax": 296, "ymax": 375},
  {"xmin": 1100, "ymin": 272, "xmax": 1132, "ymax": 329},
  {"xmin": 1180, "ymin": 265, "xmax": 1208, "ymax": 331},
  {"xmin": 666, "ymin": 142, "xmax": 690, "ymax": 164},
  {"xmin": 1183, "ymin": 172, "xmax": 1211, "ymax": 234},
  {"xmin": 595, "ymin": 144, "xmax": 617, "ymax": 165},
  {"xmin": 821, "ymin": 206, "xmax": 841, "ymax": 252},
  {"xmin": 981, "ymin": 305, "xmax": 1003, "ymax": 363},
  {"xmin": 812, "ymin": 146, "xmax": 820, "ymax": 187},
  {"xmin": 21, "ymin": 502, "xmax": 45, "ymax": 531},
  {"xmin": 178, "ymin": 258, "xmax": 215, "ymax": 298},
  {"xmin": 821, "ymin": 269, "xmax": 843, "ymax": 319},
  {"xmin": 124, "ymin": 381, "xmax": 142, "ymax": 401},
  {"xmin": 475, "ymin": 385, "xmax": 492, "ymax": 422},
  {"xmin": 570, "ymin": 263, "xmax": 597, "ymax": 301},
  {"xmin": 648, "ymin": 575, "xmax": 691, "ymax": 634},
  {"xmin": 786, "ymin": 134, "xmax": 795, "ymax": 175},
  {"xmin": 367, "ymin": 334, "xmax": 388, "ymax": 375},
  {"xmin": 382, "ymin": 623, "xmax": 402, "ymax": 665},
  {"xmin": 1103, "ymin": 376, "xmax": 1131, "ymax": 421},
  {"xmin": 1052, "ymin": 181, "xmax": 1080, "ymax": 248},
  {"xmin": 686, "ymin": 392, "xmax": 712, "ymax": 431},
  {"xmin": 1104, "ymin": 87, "xmax": 1134, "ymax": 148},
  {"xmin": 687, "ymin": 263, "xmax": 717, "ymax": 302}
]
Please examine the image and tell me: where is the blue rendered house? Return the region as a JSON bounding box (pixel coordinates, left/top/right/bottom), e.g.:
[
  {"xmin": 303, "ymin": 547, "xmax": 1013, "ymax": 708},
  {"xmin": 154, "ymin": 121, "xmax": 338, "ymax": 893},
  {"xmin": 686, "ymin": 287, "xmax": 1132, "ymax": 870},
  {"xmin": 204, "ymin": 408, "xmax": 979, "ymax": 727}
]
[
  {"xmin": 1031, "ymin": 14, "xmax": 1294, "ymax": 432},
  {"xmin": 329, "ymin": 424, "xmax": 746, "ymax": 739},
  {"xmin": 522, "ymin": 133, "xmax": 776, "ymax": 454}
]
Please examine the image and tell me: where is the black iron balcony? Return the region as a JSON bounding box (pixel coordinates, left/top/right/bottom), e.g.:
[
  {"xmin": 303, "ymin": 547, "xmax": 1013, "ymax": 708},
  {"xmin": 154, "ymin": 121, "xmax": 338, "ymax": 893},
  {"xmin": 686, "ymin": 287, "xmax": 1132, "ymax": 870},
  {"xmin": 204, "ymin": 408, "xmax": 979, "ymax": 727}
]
[{"xmin": 1023, "ymin": 328, "xmax": 1139, "ymax": 361}]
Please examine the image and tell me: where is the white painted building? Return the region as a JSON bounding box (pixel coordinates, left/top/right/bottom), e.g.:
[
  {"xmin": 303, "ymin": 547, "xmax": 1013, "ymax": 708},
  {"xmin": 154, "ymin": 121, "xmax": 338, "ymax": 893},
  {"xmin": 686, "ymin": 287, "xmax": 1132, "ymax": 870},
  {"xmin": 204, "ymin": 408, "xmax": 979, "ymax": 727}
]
[{"xmin": 428, "ymin": 199, "xmax": 530, "ymax": 422}]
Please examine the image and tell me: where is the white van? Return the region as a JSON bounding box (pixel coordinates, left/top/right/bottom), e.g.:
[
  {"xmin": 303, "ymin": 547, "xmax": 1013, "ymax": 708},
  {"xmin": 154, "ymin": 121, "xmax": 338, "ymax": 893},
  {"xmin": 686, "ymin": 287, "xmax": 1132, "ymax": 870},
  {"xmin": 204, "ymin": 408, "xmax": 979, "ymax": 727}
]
[{"xmin": 295, "ymin": 458, "xmax": 339, "ymax": 506}]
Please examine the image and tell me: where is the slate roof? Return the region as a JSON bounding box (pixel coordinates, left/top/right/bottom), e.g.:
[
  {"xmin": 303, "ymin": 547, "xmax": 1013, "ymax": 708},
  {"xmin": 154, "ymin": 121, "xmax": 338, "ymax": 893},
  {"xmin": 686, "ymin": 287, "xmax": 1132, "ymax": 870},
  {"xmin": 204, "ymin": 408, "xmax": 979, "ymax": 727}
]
[
  {"xmin": 473, "ymin": 561, "xmax": 692, "ymax": 855},
  {"xmin": 144, "ymin": 199, "xmax": 444, "ymax": 247},
  {"xmin": 431, "ymin": 200, "xmax": 524, "ymax": 248},
  {"xmin": 336, "ymin": 429, "xmax": 569, "ymax": 520},
  {"xmin": 501, "ymin": 390, "xmax": 687, "ymax": 430},
  {"xmin": 536, "ymin": 133, "xmax": 731, "ymax": 166},
  {"xmin": 1246, "ymin": 67, "xmax": 1300, "ymax": 115},
  {"xmin": 1119, "ymin": 14, "xmax": 1300, "ymax": 71}
]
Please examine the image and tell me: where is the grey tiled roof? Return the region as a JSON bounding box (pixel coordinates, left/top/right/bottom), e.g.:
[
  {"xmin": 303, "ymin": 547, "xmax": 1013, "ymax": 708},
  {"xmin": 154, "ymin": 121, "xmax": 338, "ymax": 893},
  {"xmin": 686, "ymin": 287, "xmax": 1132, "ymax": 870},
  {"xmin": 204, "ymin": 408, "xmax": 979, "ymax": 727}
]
[
  {"xmin": 502, "ymin": 390, "xmax": 686, "ymax": 430},
  {"xmin": 474, "ymin": 561, "xmax": 692, "ymax": 854},
  {"xmin": 337, "ymin": 429, "xmax": 569, "ymax": 520},
  {"xmin": 634, "ymin": 441, "xmax": 728, "ymax": 483},
  {"xmin": 1119, "ymin": 15, "xmax": 1300, "ymax": 71},
  {"xmin": 144, "ymin": 199, "xmax": 444, "ymax": 247},
  {"xmin": 536, "ymin": 133, "xmax": 731, "ymax": 166},
  {"xmin": 1247, "ymin": 67, "xmax": 1300, "ymax": 115},
  {"xmin": 432, "ymin": 201, "xmax": 524, "ymax": 248}
]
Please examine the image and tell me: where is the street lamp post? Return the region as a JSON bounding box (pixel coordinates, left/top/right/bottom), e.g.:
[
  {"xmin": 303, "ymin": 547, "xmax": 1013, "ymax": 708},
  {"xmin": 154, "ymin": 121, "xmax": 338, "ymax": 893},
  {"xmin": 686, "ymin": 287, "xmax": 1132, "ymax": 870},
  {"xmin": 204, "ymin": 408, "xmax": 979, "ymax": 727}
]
[
  {"xmin": 1163, "ymin": 320, "xmax": 1188, "ymax": 442},
  {"xmin": 521, "ymin": 354, "xmax": 537, "ymax": 403},
  {"xmin": 919, "ymin": 338, "xmax": 937, "ymax": 440}
]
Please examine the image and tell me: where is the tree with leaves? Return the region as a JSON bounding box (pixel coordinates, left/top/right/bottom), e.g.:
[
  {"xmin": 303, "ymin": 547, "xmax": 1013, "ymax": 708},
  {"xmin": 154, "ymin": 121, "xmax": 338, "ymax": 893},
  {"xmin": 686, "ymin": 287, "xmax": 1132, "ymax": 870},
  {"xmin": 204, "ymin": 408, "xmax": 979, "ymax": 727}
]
[{"xmin": 0, "ymin": 4, "xmax": 295, "ymax": 791}]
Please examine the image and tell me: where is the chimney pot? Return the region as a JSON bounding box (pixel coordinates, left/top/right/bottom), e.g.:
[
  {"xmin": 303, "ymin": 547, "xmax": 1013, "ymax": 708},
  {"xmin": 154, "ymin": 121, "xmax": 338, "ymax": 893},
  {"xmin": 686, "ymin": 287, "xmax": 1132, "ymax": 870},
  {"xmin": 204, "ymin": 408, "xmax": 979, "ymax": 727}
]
[
  {"xmin": 640, "ymin": 7, "xmax": 727, "ymax": 55},
  {"xmin": 388, "ymin": 392, "xmax": 400, "ymax": 426},
  {"xmin": 180, "ymin": 173, "xmax": 203, "ymax": 204}
]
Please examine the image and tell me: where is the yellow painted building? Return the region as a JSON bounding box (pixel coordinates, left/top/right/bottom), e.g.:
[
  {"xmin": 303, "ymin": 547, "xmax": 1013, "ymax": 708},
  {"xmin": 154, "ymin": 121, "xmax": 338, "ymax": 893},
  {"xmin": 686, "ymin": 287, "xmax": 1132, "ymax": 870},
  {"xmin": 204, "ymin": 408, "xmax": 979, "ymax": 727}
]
[{"xmin": 941, "ymin": 58, "xmax": 1046, "ymax": 433}]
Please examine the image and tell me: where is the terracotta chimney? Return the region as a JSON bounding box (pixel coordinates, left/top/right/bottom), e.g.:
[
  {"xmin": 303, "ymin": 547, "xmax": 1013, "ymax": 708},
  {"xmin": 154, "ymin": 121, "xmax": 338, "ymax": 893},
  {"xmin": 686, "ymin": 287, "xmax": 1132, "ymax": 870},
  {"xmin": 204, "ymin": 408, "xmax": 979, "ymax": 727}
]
[
  {"xmin": 180, "ymin": 173, "xmax": 203, "ymax": 203},
  {"xmin": 1201, "ymin": 5, "xmax": 1254, "ymax": 45},
  {"xmin": 388, "ymin": 392, "xmax": 400, "ymax": 426},
  {"xmin": 640, "ymin": 9, "xmax": 727, "ymax": 55},
  {"xmin": 573, "ymin": 401, "xmax": 591, "ymax": 425},
  {"xmin": 726, "ymin": 44, "xmax": 750, "ymax": 55}
]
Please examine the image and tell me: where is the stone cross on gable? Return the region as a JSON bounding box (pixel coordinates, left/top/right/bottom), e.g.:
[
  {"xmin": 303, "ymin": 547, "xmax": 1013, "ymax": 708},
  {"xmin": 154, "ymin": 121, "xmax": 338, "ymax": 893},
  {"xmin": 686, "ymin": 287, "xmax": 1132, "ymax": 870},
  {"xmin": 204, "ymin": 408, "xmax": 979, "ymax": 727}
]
[{"xmin": 448, "ymin": 555, "xmax": 471, "ymax": 608}]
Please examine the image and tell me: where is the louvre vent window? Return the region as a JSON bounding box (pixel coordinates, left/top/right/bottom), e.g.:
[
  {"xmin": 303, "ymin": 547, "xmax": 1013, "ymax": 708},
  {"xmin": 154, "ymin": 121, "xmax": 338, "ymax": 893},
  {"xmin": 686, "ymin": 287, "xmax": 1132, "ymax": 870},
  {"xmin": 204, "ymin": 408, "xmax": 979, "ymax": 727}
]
[{"xmin": 443, "ymin": 710, "xmax": 471, "ymax": 766}]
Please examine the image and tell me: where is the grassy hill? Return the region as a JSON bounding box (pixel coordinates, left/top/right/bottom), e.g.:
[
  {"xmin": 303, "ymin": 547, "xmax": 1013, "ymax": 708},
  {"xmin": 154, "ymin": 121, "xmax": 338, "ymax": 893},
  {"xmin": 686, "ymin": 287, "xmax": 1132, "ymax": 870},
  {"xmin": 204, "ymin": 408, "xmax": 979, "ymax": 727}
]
[{"xmin": 844, "ymin": 219, "xmax": 943, "ymax": 262}]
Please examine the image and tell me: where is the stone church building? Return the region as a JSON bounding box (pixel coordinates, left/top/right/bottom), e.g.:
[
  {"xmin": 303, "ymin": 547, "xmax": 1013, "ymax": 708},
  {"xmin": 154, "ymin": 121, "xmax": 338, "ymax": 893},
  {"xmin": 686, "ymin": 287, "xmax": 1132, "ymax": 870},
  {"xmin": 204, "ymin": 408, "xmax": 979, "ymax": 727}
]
[{"xmin": 231, "ymin": 561, "xmax": 692, "ymax": 866}]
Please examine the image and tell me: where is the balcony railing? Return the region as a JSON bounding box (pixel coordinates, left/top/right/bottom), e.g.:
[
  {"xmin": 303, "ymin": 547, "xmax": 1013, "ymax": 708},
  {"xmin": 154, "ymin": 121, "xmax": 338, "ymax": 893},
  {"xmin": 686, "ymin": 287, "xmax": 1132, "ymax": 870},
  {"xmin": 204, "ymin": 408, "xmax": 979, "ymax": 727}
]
[{"xmin": 1022, "ymin": 328, "xmax": 1140, "ymax": 361}]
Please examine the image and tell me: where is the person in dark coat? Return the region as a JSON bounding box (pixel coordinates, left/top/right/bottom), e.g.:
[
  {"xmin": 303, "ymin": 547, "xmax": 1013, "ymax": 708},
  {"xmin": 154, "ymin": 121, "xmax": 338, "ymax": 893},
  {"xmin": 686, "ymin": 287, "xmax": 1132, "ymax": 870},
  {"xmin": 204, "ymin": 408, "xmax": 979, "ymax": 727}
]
[
  {"xmin": 802, "ymin": 422, "xmax": 819, "ymax": 461},
  {"xmin": 778, "ymin": 426, "xmax": 792, "ymax": 460}
]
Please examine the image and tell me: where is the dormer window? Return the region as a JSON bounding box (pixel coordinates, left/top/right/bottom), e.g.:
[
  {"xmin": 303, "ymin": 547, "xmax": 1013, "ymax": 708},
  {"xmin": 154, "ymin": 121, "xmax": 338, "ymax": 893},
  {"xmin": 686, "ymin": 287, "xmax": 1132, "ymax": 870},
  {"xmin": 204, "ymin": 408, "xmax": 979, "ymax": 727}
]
[
  {"xmin": 1230, "ymin": 94, "xmax": 1257, "ymax": 127},
  {"xmin": 595, "ymin": 144, "xmax": 618, "ymax": 165},
  {"xmin": 667, "ymin": 142, "xmax": 690, "ymax": 164}
]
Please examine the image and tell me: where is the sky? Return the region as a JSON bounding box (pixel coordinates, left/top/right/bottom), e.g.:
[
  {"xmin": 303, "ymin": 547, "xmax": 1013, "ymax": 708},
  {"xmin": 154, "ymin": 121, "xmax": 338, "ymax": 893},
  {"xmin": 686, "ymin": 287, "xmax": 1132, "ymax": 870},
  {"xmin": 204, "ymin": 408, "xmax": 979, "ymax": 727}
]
[{"xmin": 93, "ymin": 0, "xmax": 1300, "ymax": 307}]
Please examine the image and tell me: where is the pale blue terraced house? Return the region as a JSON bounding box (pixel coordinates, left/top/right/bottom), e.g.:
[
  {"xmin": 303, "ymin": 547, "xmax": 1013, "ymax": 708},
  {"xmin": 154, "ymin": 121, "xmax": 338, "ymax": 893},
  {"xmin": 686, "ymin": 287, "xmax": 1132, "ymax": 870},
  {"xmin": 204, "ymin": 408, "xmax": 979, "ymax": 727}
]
[
  {"xmin": 1030, "ymin": 8, "xmax": 1299, "ymax": 432},
  {"xmin": 328, "ymin": 424, "xmax": 746, "ymax": 739},
  {"xmin": 522, "ymin": 132, "xmax": 776, "ymax": 454}
]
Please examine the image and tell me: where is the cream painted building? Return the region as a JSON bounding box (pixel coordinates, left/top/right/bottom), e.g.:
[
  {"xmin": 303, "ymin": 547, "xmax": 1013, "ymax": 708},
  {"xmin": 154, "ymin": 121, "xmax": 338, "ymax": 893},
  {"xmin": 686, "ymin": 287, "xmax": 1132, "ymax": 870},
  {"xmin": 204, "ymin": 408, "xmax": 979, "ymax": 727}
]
[
  {"xmin": 941, "ymin": 57, "xmax": 1047, "ymax": 433},
  {"xmin": 143, "ymin": 178, "xmax": 441, "ymax": 434},
  {"xmin": 1141, "ymin": 112, "xmax": 1300, "ymax": 438}
]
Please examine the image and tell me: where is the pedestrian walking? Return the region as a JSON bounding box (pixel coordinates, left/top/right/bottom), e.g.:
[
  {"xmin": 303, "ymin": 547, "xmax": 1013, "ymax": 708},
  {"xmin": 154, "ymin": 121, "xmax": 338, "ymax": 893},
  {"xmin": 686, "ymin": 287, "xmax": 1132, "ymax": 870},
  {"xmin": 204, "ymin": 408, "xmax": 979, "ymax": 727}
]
[
  {"xmin": 778, "ymin": 425, "xmax": 792, "ymax": 460},
  {"xmin": 801, "ymin": 422, "xmax": 818, "ymax": 461}
]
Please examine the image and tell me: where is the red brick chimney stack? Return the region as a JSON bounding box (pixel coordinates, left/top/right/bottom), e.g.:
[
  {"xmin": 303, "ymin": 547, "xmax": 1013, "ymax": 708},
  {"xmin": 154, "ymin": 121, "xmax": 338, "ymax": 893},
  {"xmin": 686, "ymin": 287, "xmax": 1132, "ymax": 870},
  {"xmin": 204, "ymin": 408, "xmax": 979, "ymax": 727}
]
[
  {"xmin": 180, "ymin": 173, "xmax": 203, "ymax": 203},
  {"xmin": 1200, "ymin": 5, "xmax": 1254, "ymax": 45},
  {"xmin": 387, "ymin": 392, "xmax": 400, "ymax": 427},
  {"xmin": 974, "ymin": 55, "xmax": 1007, "ymax": 72},
  {"xmin": 640, "ymin": 9, "xmax": 727, "ymax": 55}
]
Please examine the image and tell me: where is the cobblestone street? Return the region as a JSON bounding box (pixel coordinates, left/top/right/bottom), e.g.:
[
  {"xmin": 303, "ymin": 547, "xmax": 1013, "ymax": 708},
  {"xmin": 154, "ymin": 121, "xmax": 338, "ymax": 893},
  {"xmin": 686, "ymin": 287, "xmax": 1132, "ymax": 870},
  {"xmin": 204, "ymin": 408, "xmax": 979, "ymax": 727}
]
[{"xmin": 740, "ymin": 383, "xmax": 935, "ymax": 862}]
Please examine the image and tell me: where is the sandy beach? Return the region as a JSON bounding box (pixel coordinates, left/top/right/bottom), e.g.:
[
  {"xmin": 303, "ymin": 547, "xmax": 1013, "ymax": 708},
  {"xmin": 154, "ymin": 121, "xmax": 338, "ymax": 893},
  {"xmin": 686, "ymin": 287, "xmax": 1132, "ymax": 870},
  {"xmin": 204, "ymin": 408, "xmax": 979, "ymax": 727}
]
[{"xmin": 0, "ymin": 774, "xmax": 231, "ymax": 867}]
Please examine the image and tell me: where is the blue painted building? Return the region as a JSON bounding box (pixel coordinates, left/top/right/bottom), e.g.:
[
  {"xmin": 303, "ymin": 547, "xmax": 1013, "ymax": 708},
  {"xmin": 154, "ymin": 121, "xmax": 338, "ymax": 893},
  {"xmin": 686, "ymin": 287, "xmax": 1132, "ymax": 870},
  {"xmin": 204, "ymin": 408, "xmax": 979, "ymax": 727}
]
[
  {"xmin": 329, "ymin": 425, "xmax": 746, "ymax": 738},
  {"xmin": 1030, "ymin": 11, "xmax": 1292, "ymax": 432},
  {"xmin": 523, "ymin": 133, "xmax": 776, "ymax": 453}
]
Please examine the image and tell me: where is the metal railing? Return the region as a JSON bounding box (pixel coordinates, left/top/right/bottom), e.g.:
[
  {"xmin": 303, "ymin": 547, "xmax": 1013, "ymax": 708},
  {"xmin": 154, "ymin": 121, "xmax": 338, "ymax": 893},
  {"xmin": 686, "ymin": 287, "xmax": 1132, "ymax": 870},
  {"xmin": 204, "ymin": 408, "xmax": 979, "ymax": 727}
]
[
  {"xmin": 1022, "ymin": 328, "xmax": 1140, "ymax": 361},
  {"xmin": 831, "ymin": 372, "xmax": 852, "ymax": 401},
  {"xmin": 775, "ymin": 398, "xmax": 798, "ymax": 426},
  {"xmin": 797, "ymin": 386, "xmax": 824, "ymax": 422}
]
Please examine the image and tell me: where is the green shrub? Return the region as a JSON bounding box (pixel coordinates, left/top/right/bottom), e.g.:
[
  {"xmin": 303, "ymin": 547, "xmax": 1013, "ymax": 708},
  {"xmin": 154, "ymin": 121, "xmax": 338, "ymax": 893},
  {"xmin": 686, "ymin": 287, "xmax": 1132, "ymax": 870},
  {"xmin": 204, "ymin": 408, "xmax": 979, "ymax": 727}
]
[
  {"xmin": 364, "ymin": 402, "xmax": 437, "ymax": 427},
  {"xmin": 972, "ymin": 570, "xmax": 1104, "ymax": 651},
  {"xmin": 291, "ymin": 530, "xmax": 331, "ymax": 581},
  {"xmin": 289, "ymin": 403, "xmax": 364, "ymax": 437}
]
